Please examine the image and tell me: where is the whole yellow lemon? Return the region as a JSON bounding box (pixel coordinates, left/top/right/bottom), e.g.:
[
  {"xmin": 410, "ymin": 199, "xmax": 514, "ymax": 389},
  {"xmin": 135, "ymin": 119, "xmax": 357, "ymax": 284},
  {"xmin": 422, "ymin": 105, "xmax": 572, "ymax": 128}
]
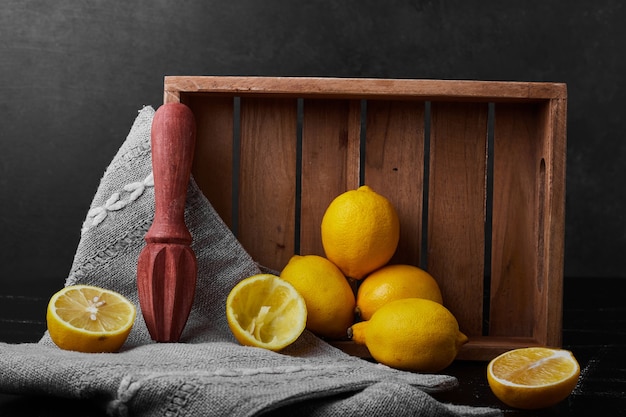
[
  {"xmin": 321, "ymin": 185, "xmax": 399, "ymax": 280},
  {"xmin": 356, "ymin": 264, "xmax": 443, "ymax": 321},
  {"xmin": 349, "ymin": 298, "xmax": 467, "ymax": 373},
  {"xmin": 280, "ymin": 254, "xmax": 355, "ymax": 339}
]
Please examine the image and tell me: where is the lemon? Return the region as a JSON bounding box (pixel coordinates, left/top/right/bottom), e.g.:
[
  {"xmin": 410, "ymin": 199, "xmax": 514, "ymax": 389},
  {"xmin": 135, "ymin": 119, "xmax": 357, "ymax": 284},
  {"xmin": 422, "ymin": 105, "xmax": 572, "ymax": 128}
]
[
  {"xmin": 349, "ymin": 298, "xmax": 467, "ymax": 373},
  {"xmin": 356, "ymin": 264, "xmax": 443, "ymax": 320},
  {"xmin": 487, "ymin": 347, "xmax": 580, "ymax": 409},
  {"xmin": 321, "ymin": 185, "xmax": 400, "ymax": 280},
  {"xmin": 226, "ymin": 274, "xmax": 307, "ymax": 351},
  {"xmin": 46, "ymin": 285, "xmax": 136, "ymax": 353},
  {"xmin": 280, "ymin": 254, "xmax": 355, "ymax": 339}
]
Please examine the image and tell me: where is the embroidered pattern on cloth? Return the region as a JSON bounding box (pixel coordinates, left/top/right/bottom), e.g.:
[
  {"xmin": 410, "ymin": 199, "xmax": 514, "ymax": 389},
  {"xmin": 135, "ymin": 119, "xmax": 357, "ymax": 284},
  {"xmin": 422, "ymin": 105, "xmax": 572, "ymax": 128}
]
[
  {"xmin": 163, "ymin": 382, "xmax": 199, "ymax": 417},
  {"xmin": 108, "ymin": 375, "xmax": 145, "ymax": 417},
  {"xmin": 81, "ymin": 172, "xmax": 154, "ymax": 234}
]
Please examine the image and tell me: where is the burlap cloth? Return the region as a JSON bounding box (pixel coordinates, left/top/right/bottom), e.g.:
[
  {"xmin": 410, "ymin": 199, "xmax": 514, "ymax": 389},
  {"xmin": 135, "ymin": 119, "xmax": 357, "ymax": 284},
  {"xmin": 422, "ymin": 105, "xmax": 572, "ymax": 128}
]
[{"xmin": 0, "ymin": 106, "xmax": 501, "ymax": 417}]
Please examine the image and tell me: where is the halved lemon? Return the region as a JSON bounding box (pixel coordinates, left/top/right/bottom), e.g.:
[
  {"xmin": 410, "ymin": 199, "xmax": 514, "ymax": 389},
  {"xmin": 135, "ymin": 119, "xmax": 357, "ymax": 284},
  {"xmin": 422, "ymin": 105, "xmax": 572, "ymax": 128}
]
[
  {"xmin": 46, "ymin": 285, "xmax": 136, "ymax": 353},
  {"xmin": 226, "ymin": 274, "xmax": 307, "ymax": 351},
  {"xmin": 487, "ymin": 347, "xmax": 580, "ymax": 409}
]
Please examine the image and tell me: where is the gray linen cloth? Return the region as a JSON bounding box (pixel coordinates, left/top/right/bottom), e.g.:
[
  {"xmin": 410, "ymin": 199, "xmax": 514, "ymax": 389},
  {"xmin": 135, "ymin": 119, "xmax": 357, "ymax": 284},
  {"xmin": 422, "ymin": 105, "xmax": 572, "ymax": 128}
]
[{"xmin": 0, "ymin": 106, "xmax": 501, "ymax": 417}]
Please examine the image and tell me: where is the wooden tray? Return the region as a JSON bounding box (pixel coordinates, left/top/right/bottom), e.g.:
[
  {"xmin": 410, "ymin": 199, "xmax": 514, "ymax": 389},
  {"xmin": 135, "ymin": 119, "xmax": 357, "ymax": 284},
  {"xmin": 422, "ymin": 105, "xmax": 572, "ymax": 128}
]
[{"xmin": 164, "ymin": 76, "xmax": 567, "ymax": 361}]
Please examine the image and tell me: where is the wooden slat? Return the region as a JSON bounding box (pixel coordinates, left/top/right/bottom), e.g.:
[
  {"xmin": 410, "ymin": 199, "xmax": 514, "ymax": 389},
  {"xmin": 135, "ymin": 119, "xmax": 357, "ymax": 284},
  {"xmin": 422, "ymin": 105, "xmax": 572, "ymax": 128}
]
[
  {"xmin": 346, "ymin": 100, "xmax": 362, "ymax": 190},
  {"xmin": 539, "ymin": 97, "xmax": 567, "ymax": 348},
  {"xmin": 184, "ymin": 95, "xmax": 234, "ymax": 228},
  {"xmin": 238, "ymin": 98, "xmax": 298, "ymax": 271},
  {"xmin": 489, "ymin": 98, "xmax": 566, "ymax": 346},
  {"xmin": 300, "ymin": 99, "xmax": 355, "ymax": 256},
  {"xmin": 456, "ymin": 336, "xmax": 544, "ymax": 361},
  {"xmin": 490, "ymin": 103, "xmax": 544, "ymax": 338},
  {"xmin": 364, "ymin": 100, "xmax": 425, "ymax": 266},
  {"xmin": 427, "ymin": 102, "xmax": 488, "ymax": 337},
  {"xmin": 165, "ymin": 76, "xmax": 567, "ymax": 102}
]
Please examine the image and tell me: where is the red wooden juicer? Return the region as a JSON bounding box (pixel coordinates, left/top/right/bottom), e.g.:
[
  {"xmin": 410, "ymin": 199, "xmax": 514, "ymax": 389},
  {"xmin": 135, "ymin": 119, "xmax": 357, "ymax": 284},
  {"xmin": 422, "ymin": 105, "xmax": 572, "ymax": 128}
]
[{"xmin": 137, "ymin": 103, "xmax": 197, "ymax": 342}]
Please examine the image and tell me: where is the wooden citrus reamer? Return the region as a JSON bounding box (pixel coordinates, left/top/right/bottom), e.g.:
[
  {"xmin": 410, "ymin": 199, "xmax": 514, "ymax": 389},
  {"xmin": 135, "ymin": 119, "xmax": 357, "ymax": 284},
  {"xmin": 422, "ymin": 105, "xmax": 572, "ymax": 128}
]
[{"xmin": 137, "ymin": 103, "xmax": 197, "ymax": 342}]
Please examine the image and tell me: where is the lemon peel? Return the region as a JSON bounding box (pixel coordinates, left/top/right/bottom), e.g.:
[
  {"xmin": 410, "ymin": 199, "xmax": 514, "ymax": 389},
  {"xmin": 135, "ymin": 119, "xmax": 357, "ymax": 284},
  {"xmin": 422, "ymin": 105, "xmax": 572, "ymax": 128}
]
[
  {"xmin": 46, "ymin": 285, "xmax": 136, "ymax": 353},
  {"xmin": 226, "ymin": 274, "xmax": 307, "ymax": 351}
]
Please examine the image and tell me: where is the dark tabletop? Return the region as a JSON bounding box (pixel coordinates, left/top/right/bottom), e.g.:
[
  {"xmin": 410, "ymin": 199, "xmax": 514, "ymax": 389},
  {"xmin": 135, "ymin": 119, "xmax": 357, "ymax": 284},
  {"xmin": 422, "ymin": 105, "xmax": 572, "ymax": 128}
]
[{"xmin": 1, "ymin": 276, "xmax": 624, "ymax": 416}]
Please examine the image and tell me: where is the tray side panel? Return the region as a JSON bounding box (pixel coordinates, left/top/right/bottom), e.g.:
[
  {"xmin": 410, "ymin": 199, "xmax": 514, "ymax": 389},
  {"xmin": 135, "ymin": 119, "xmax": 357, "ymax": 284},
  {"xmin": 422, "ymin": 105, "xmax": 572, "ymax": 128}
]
[
  {"xmin": 238, "ymin": 98, "xmax": 298, "ymax": 271},
  {"xmin": 364, "ymin": 100, "xmax": 425, "ymax": 266},
  {"xmin": 541, "ymin": 97, "xmax": 567, "ymax": 348},
  {"xmin": 427, "ymin": 102, "xmax": 488, "ymax": 337}
]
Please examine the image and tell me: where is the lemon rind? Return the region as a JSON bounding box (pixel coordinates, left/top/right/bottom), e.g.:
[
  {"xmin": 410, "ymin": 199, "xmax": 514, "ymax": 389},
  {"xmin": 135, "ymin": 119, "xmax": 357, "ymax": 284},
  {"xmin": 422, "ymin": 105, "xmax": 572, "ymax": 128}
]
[
  {"xmin": 488, "ymin": 348, "xmax": 580, "ymax": 389},
  {"xmin": 48, "ymin": 285, "xmax": 136, "ymax": 336}
]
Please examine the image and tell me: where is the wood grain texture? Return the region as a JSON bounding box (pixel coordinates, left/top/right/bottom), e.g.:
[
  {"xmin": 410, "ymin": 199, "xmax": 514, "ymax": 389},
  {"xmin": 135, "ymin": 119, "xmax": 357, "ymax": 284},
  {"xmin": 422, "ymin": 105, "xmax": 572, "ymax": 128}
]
[
  {"xmin": 165, "ymin": 76, "xmax": 566, "ymax": 101},
  {"xmin": 238, "ymin": 98, "xmax": 298, "ymax": 271},
  {"xmin": 489, "ymin": 99, "xmax": 566, "ymax": 347},
  {"xmin": 137, "ymin": 103, "xmax": 197, "ymax": 342},
  {"xmin": 541, "ymin": 97, "xmax": 567, "ymax": 348},
  {"xmin": 427, "ymin": 102, "xmax": 488, "ymax": 337},
  {"xmin": 364, "ymin": 100, "xmax": 425, "ymax": 266},
  {"xmin": 300, "ymin": 99, "xmax": 352, "ymax": 256},
  {"xmin": 183, "ymin": 95, "xmax": 234, "ymax": 228},
  {"xmin": 490, "ymin": 102, "xmax": 544, "ymax": 339}
]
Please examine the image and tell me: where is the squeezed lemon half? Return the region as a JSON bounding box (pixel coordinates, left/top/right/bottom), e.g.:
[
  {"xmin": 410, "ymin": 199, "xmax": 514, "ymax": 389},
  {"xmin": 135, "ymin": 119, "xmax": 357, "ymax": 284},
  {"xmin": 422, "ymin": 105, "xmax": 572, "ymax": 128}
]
[{"xmin": 226, "ymin": 274, "xmax": 307, "ymax": 351}]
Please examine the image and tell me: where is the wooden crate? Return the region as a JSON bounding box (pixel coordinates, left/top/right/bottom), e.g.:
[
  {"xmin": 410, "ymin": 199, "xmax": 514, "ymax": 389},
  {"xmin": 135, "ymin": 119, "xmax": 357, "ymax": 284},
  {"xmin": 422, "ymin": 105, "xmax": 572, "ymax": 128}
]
[{"xmin": 164, "ymin": 76, "xmax": 567, "ymax": 361}]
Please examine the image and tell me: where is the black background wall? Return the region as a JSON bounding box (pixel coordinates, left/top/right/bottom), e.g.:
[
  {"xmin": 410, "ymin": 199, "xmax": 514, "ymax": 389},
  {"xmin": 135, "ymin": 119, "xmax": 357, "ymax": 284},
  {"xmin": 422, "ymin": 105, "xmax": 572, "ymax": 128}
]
[{"xmin": 1, "ymin": 0, "xmax": 624, "ymax": 296}]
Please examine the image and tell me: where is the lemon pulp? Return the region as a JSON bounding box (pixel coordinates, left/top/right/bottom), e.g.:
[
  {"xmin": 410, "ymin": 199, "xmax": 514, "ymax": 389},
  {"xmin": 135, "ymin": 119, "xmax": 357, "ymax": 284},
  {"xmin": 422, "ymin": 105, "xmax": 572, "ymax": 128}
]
[
  {"xmin": 226, "ymin": 274, "xmax": 307, "ymax": 351},
  {"xmin": 47, "ymin": 285, "xmax": 136, "ymax": 353},
  {"xmin": 487, "ymin": 347, "xmax": 580, "ymax": 409}
]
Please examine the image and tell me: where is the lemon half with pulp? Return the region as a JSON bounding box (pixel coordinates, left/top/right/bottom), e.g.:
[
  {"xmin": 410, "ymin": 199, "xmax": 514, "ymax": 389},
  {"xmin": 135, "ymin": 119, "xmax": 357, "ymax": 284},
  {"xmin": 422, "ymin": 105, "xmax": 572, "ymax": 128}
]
[
  {"xmin": 47, "ymin": 284, "xmax": 136, "ymax": 353},
  {"xmin": 487, "ymin": 347, "xmax": 580, "ymax": 409}
]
